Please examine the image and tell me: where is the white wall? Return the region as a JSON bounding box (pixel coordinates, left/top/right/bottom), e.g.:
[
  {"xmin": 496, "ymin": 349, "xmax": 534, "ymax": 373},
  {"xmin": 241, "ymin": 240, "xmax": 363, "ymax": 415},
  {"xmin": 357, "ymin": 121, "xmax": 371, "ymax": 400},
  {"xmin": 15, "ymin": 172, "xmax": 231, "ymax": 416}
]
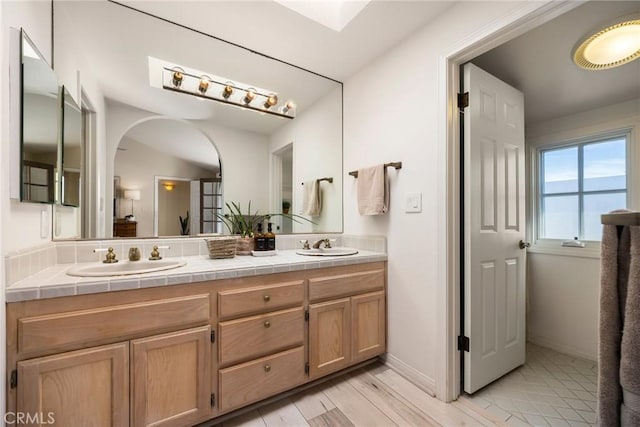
[
  {"xmin": 105, "ymin": 101, "xmax": 270, "ymax": 237},
  {"xmin": 2, "ymin": 1, "xmax": 53, "ymax": 254},
  {"xmin": 270, "ymin": 87, "xmax": 343, "ymax": 233},
  {"xmin": 0, "ymin": 0, "xmax": 5, "ymax": 418},
  {"xmin": 1, "ymin": 0, "xmax": 53, "ymax": 417},
  {"xmin": 115, "ymin": 137, "xmax": 215, "ymax": 237},
  {"xmin": 526, "ymin": 98, "xmax": 640, "ymax": 361},
  {"xmin": 342, "ymin": 1, "xmax": 551, "ymax": 396}
]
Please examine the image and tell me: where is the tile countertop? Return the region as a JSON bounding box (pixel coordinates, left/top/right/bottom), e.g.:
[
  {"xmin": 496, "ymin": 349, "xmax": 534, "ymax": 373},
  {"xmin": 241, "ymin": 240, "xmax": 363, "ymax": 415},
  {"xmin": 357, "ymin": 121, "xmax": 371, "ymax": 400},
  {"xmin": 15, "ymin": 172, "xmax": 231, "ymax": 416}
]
[{"xmin": 6, "ymin": 249, "xmax": 387, "ymax": 303}]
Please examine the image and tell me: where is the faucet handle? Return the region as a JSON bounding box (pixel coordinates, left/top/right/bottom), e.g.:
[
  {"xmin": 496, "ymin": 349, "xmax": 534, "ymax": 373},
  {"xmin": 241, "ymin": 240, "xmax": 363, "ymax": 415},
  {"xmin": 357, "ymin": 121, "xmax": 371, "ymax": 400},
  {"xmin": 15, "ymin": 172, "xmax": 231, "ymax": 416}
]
[
  {"xmin": 325, "ymin": 239, "xmax": 336, "ymax": 249},
  {"xmin": 299, "ymin": 240, "xmax": 310, "ymax": 250},
  {"xmin": 94, "ymin": 247, "xmax": 118, "ymax": 264},
  {"xmin": 149, "ymin": 245, "xmax": 170, "ymax": 260}
]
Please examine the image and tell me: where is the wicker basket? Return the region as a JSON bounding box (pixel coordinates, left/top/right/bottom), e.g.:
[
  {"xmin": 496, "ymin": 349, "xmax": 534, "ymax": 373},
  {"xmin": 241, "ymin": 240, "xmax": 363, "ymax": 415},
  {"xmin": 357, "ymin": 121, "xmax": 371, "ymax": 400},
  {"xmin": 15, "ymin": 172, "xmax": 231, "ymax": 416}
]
[{"xmin": 206, "ymin": 237, "xmax": 237, "ymax": 259}]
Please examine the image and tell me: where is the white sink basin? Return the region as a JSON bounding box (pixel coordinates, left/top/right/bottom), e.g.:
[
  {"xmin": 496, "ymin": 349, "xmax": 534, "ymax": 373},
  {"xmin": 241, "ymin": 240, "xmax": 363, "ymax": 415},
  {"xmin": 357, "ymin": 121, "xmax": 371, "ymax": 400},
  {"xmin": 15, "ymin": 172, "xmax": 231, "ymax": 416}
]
[
  {"xmin": 295, "ymin": 247, "xmax": 359, "ymax": 257},
  {"xmin": 67, "ymin": 259, "xmax": 186, "ymax": 277}
]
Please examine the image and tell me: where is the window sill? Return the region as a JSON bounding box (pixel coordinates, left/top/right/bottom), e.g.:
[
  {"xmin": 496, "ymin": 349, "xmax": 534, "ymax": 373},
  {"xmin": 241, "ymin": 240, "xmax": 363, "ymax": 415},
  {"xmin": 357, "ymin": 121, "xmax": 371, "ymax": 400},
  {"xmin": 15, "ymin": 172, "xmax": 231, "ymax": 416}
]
[{"xmin": 527, "ymin": 242, "xmax": 601, "ymax": 259}]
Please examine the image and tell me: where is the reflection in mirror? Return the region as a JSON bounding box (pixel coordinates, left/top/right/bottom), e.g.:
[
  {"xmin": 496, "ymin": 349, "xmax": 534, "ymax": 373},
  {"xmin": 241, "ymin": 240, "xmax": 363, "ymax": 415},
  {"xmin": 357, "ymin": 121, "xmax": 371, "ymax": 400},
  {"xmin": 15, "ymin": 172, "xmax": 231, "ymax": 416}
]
[
  {"xmin": 61, "ymin": 86, "xmax": 82, "ymax": 207},
  {"xmin": 54, "ymin": 1, "xmax": 342, "ymax": 239},
  {"xmin": 115, "ymin": 118, "xmax": 221, "ymax": 238},
  {"xmin": 21, "ymin": 30, "xmax": 58, "ymax": 204}
]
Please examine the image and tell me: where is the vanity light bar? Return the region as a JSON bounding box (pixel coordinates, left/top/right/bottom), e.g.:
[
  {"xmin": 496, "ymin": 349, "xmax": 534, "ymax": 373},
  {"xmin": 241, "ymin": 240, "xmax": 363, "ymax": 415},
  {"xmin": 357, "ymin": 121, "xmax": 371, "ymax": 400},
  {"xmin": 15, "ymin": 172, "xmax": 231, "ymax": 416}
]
[{"xmin": 161, "ymin": 67, "xmax": 295, "ymax": 119}]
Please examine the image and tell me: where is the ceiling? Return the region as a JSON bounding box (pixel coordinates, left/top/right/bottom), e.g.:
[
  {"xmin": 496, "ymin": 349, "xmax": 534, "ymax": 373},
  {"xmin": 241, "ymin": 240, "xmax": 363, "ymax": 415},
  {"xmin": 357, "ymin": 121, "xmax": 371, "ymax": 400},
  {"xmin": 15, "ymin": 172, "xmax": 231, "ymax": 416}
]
[
  {"xmin": 58, "ymin": 1, "xmax": 640, "ymax": 138},
  {"xmin": 472, "ymin": 1, "xmax": 640, "ymax": 126},
  {"xmin": 117, "ymin": 0, "xmax": 456, "ymax": 82}
]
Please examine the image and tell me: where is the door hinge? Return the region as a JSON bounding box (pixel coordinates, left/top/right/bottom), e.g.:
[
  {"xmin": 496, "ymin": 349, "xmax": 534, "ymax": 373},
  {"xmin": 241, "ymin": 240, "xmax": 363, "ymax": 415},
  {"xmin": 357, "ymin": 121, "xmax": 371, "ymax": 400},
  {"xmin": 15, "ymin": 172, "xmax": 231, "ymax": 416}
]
[
  {"xmin": 210, "ymin": 393, "xmax": 216, "ymax": 407},
  {"xmin": 10, "ymin": 370, "xmax": 17, "ymax": 389},
  {"xmin": 458, "ymin": 92, "xmax": 469, "ymax": 110},
  {"xmin": 304, "ymin": 309, "xmax": 309, "ymax": 321},
  {"xmin": 458, "ymin": 335, "xmax": 470, "ymax": 352},
  {"xmin": 304, "ymin": 362, "xmax": 309, "ymax": 374},
  {"xmin": 210, "ymin": 330, "xmax": 216, "ymax": 343}
]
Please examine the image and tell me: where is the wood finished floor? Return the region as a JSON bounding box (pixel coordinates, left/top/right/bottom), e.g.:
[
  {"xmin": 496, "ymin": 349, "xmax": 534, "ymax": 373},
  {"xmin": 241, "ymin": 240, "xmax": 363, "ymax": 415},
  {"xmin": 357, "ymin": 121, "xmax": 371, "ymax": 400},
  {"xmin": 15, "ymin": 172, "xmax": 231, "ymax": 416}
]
[{"xmin": 219, "ymin": 363, "xmax": 504, "ymax": 427}]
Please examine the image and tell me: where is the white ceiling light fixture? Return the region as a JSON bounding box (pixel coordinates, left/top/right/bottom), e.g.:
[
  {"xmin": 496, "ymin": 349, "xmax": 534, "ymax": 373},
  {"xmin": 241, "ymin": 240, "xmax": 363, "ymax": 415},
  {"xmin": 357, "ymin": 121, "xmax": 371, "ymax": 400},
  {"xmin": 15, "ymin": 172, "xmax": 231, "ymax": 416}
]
[{"xmin": 573, "ymin": 14, "xmax": 640, "ymax": 70}]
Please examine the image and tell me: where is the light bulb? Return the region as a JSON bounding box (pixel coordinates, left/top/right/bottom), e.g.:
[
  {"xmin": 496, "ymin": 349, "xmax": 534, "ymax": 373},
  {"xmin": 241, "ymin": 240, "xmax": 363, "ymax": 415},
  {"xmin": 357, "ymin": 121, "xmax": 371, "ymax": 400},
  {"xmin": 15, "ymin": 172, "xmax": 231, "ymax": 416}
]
[
  {"xmin": 171, "ymin": 67, "xmax": 184, "ymax": 88},
  {"xmin": 198, "ymin": 75, "xmax": 211, "ymax": 94},
  {"xmin": 243, "ymin": 88, "xmax": 256, "ymax": 104},
  {"xmin": 222, "ymin": 82, "xmax": 234, "ymax": 99},
  {"xmin": 281, "ymin": 100, "xmax": 296, "ymax": 114},
  {"xmin": 264, "ymin": 93, "xmax": 278, "ymax": 109}
]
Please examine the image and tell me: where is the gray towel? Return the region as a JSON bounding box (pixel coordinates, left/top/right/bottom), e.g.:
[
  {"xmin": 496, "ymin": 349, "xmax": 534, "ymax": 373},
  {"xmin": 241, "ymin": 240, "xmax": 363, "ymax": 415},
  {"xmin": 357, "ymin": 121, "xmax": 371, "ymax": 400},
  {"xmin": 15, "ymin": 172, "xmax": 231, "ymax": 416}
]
[
  {"xmin": 598, "ymin": 223, "xmax": 627, "ymax": 426},
  {"xmin": 621, "ymin": 227, "xmax": 640, "ymax": 414}
]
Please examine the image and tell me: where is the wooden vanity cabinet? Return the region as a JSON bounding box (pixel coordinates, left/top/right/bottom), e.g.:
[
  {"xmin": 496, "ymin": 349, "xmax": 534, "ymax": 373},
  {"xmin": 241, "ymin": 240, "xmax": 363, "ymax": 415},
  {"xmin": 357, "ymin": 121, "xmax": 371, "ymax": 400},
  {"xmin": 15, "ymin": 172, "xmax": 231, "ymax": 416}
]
[
  {"xmin": 217, "ymin": 281, "xmax": 306, "ymax": 412},
  {"xmin": 7, "ymin": 288, "xmax": 215, "ymax": 427},
  {"xmin": 131, "ymin": 326, "xmax": 212, "ymax": 427},
  {"xmin": 6, "ymin": 262, "xmax": 386, "ymax": 426},
  {"xmin": 17, "ymin": 342, "xmax": 129, "ymax": 427},
  {"xmin": 308, "ymin": 268, "xmax": 386, "ymax": 379}
]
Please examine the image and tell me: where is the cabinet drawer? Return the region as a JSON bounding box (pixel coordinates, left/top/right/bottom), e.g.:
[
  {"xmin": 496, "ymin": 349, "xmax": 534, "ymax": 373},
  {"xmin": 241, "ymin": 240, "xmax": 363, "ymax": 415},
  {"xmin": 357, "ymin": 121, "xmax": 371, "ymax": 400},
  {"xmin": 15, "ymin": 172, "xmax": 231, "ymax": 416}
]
[
  {"xmin": 218, "ymin": 280, "xmax": 303, "ymax": 319},
  {"xmin": 18, "ymin": 294, "xmax": 210, "ymax": 355},
  {"xmin": 309, "ymin": 269, "xmax": 385, "ymax": 302},
  {"xmin": 218, "ymin": 307, "xmax": 303, "ymax": 366},
  {"xmin": 219, "ymin": 346, "xmax": 305, "ymax": 412}
]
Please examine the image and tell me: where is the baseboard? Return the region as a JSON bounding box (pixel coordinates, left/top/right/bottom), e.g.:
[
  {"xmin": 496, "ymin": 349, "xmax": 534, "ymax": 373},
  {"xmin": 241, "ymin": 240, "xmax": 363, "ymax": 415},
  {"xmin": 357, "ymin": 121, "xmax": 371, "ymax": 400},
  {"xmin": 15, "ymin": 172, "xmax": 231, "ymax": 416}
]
[
  {"xmin": 527, "ymin": 335, "xmax": 597, "ymax": 362},
  {"xmin": 381, "ymin": 353, "xmax": 437, "ymax": 397}
]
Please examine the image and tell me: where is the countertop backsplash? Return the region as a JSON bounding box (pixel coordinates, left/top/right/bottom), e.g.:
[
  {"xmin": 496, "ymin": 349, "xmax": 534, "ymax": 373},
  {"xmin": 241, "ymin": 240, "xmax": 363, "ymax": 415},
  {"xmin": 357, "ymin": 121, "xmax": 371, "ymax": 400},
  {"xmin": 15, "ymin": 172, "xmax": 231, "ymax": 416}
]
[{"xmin": 4, "ymin": 234, "xmax": 387, "ymax": 298}]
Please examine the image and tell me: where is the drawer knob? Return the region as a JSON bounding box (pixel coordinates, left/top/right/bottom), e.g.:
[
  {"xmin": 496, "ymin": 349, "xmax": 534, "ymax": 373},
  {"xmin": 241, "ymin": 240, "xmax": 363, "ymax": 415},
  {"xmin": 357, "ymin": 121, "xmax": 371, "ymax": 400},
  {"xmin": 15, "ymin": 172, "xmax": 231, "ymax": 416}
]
[
  {"xmin": 264, "ymin": 364, "xmax": 271, "ymax": 373},
  {"xmin": 264, "ymin": 320, "xmax": 271, "ymax": 328},
  {"xmin": 263, "ymin": 295, "xmax": 271, "ymax": 302}
]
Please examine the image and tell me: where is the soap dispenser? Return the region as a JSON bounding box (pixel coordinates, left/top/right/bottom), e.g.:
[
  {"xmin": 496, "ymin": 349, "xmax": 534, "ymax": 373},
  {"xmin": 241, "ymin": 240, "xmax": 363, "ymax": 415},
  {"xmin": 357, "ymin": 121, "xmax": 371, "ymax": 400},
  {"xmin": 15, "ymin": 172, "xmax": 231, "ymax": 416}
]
[
  {"xmin": 254, "ymin": 222, "xmax": 266, "ymax": 251},
  {"xmin": 265, "ymin": 222, "xmax": 276, "ymax": 251}
]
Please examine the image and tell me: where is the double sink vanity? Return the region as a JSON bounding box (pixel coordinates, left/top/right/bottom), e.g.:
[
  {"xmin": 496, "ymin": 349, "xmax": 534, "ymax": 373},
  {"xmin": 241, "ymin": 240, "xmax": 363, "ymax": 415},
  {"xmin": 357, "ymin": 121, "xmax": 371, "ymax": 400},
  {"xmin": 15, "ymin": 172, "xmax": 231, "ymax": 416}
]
[{"xmin": 5, "ymin": 236, "xmax": 387, "ymax": 426}]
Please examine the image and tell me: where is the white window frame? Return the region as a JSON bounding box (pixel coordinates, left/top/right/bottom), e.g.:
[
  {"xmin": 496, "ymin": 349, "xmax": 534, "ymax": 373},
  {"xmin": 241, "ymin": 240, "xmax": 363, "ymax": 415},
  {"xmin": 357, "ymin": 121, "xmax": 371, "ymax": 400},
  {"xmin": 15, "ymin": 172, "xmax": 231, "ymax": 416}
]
[{"xmin": 529, "ymin": 126, "xmax": 636, "ymax": 258}]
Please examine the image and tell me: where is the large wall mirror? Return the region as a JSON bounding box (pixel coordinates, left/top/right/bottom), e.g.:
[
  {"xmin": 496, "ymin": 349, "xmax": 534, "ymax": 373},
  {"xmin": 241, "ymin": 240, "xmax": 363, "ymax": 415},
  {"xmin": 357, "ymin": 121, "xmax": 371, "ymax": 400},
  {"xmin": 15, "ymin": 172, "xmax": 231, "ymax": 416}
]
[
  {"xmin": 21, "ymin": 30, "xmax": 59, "ymax": 204},
  {"xmin": 53, "ymin": 0, "xmax": 343, "ymax": 239}
]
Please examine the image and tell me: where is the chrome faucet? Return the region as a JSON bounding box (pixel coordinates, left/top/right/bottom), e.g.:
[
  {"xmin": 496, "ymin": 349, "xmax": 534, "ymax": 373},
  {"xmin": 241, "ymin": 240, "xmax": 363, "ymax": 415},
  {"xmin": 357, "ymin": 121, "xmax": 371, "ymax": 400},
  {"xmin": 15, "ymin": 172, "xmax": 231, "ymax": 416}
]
[{"xmin": 312, "ymin": 238, "xmax": 333, "ymax": 249}]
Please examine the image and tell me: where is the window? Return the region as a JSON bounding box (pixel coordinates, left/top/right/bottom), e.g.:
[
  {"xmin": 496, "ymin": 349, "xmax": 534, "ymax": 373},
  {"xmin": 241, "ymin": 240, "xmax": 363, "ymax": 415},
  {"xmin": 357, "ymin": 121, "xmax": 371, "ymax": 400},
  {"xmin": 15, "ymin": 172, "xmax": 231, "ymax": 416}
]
[{"xmin": 538, "ymin": 134, "xmax": 628, "ymax": 241}]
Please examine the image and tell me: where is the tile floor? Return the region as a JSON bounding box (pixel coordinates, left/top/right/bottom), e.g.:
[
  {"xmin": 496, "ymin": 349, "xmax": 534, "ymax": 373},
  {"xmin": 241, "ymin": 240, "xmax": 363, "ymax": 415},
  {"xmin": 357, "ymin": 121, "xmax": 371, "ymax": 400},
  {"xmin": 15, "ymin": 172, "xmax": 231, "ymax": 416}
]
[{"xmin": 464, "ymin": 343, "xmax": 597, "ymax": 426}]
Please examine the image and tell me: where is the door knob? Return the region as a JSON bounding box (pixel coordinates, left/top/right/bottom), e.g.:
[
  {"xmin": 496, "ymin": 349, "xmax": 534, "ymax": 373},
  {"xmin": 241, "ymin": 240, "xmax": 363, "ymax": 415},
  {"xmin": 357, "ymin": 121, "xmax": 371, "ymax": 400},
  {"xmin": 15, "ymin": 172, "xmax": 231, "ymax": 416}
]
[{"xmin": 519, "ymin": 240, "xmax": 531, "ymax": 250}]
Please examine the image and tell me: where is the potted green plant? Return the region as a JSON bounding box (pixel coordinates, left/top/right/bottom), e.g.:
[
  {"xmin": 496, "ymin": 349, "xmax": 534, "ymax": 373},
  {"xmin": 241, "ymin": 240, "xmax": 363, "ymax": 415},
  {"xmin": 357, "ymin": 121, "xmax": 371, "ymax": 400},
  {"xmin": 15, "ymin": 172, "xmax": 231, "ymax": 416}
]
[
  {"xmin": 282, "ymin": 200, "xmax": 291, "ymax": 214},
  {"xmin": 215, "ymin": 201, "xmax": 313, "ymax": 254},
  {"xmin": 179, "ymin": 211, "xmax": 190, "ymax": 235}
]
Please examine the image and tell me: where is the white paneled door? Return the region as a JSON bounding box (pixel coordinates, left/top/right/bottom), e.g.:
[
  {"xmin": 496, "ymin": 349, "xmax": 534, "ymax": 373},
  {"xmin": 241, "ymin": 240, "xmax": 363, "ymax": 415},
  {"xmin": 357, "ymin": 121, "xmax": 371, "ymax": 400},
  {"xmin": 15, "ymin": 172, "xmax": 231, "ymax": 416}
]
[{"xmin": 463, "ymin": 63, "xmax": 526, "ymax": 394}]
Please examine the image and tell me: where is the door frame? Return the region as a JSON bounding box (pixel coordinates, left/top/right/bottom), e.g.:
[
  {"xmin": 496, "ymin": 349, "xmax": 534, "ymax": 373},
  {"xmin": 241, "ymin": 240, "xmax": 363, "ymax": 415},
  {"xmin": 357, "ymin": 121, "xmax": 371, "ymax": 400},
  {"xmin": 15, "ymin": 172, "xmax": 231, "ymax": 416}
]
[{"xmin": 438, "ymin": 0, "xmax": 581, "ymax": 401}]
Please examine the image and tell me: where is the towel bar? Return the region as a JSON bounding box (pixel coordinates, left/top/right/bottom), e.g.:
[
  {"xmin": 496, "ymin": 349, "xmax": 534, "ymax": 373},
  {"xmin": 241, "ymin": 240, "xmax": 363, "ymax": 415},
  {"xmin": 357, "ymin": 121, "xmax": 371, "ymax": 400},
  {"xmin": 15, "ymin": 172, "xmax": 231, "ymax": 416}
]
[
  {"xmin": 301, "ymin": 177, "xmax": 333, "ymax": 185},
  {"xmin": 349, "ymin": 162, "xmax": 402, "ymax": 178}
]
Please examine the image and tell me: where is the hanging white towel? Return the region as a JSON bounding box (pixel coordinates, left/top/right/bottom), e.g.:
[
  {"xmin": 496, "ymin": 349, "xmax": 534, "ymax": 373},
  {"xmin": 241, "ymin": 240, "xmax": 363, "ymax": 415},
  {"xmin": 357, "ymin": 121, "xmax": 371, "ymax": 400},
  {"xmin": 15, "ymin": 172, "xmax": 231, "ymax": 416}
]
[
  {"xmin": 301, "ymin": 180, "xmax": 321, "ymax": 217},
  {"xmin": 357, "ymin": 165, "xmax": 388, "ymax": 215}
]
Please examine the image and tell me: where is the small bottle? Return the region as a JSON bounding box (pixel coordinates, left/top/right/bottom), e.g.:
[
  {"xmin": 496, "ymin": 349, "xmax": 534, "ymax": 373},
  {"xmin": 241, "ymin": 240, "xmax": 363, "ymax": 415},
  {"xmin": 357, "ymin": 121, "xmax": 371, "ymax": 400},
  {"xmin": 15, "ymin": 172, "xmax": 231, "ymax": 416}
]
[
  {"xmin": 254, "ymin": 223, "xmax": 266, "ymax": 251},
  {"xmin": 265, "ymin": 222, "xmax": 276, "ymax": 251}
]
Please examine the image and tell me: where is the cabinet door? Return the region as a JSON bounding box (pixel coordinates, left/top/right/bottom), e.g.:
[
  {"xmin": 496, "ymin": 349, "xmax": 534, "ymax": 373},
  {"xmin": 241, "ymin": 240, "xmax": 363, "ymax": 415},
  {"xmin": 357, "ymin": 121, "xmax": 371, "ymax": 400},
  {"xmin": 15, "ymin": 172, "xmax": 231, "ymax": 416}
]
[
  {"xmin": 351, "ymin": 291, "xmax": 386, "ymax": 363},
  {"xmin": 308, "ymin": 298, "xmax": 351, "ymax": 379},
  {"xmin": 17, "ymin": 342, "xmax": 129, "ymax": 427},
  {"xmin": 131, "ymin": 326, "xmax": 212, "ymax": 427}
]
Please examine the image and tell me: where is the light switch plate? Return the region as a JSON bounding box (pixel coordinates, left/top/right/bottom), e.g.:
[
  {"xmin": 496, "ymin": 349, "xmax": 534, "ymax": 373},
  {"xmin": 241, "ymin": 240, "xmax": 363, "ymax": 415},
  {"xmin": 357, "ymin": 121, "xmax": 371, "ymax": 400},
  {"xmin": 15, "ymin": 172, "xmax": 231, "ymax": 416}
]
[{"xmin": 405, "ymin": 192, "xmax": 422, "ymax": 213}]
